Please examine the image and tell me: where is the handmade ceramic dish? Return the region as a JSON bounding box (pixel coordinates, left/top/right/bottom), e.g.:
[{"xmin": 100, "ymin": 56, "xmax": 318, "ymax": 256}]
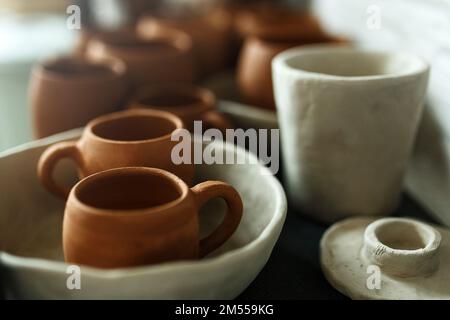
[
  {"xmin": 203, "ymin": 71, "xmax": 278, "ymax": 129},
  {"xmin": 0, "ymin": 129, "xmax": 286, "ymax": 299}
]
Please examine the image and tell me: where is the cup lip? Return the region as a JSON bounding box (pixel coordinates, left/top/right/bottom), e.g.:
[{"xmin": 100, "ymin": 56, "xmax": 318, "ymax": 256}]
[
  {"xmin": 128, "ymin": 83, "xmax": 216, "ymax": 116},
  {"xmin": 272, "ymin": 44, "xmax": 430, "ymax": 82},
  {"xmin": 70, "ymin": 167, "xmax": 189, "ymax": 216},
  {"xmin": 85, "ymin": 109, "xmax": 184, "ymax": 144},
  {"xmin": 32, "ymin": 55, "xmax": 127, "ymax": 83}
]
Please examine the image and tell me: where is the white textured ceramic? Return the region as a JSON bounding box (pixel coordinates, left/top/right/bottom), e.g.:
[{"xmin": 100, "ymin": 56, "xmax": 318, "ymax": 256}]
[
  {"xmin": 0, "ymin": 129, "xmax": 286, "ymax": 299},
  {"xmin": 203, "ymin": 71, "xmax": 278, "ymax": 129},
  {"xmin": 273, "ymin": 45, "xmax": 429, "ymax": 223},
  {"xmin": 321, "ymin": 217, "xmax": 450, "ymax": 299}
]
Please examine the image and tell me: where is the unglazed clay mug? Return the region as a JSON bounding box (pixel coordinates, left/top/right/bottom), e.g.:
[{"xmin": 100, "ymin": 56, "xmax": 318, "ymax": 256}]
[
  {"xmin": 127, "ymin": 84, "xmax": 233, "ymax": 133},
  {"xmin": 29, "ymin": 55, "xmax": 129, "ymax": 139},
  {"xmin": 86, "ymin": 28, "xmax": 194, "ymax": 87},
  {"xmin": 273, "ymin": 45, "xmax": 430, "ymax": 223},
  {"xmin": 38, "ymin": 109, "xmax": 194, "ymax": 198},
  {"xmin": 137, "ymin": 7, "xmax": 233, "ymax": 78},
  {"xmin": 237, "ymin": 36, "xmax": 348, "ymax": 110},
  {"xmin": 63, "ymin": 167, "xmax": 243, "ymax": 268}
]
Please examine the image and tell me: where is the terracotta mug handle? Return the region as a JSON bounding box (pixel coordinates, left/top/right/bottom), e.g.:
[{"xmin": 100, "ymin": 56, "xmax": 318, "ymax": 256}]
[
  {"xmin": 192, "ymin": 181, "xmax": 243, "ymax": 258},
  {"xmin": 37, "ymin": 141, "xmax": 83, "ymax": 199},
  {"xmin": 201, "ymin": 110, "xmax": 233, "ymax": 134}
]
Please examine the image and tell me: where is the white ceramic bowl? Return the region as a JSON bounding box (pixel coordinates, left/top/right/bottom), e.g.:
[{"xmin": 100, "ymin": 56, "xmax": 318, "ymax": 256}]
[{"xmin": 0, "ymin": 129, "xmax": 286, "ymax": 299}]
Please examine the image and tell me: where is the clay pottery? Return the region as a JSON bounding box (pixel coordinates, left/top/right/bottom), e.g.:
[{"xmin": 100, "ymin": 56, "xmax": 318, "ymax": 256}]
[
  {"xmin": 63, "ymin": 167, "xmax": 243, "ymax": 268},
  {"xmin": 273, "ymin": 46, "xmax": 429, "ymax": 223},
  {"xmin": 237, "ymin": 36, "xmax": 347, "ymax": 110},
  {"xmin": 127, "ymin": 84, "xmax": 233, "ymax": 133},
  {"xmin": 86, "ymin": 28, "xmax": 194, "ymax": 87},
  {"xmin": 236, "ymin": 7, "xmax": 324, "ymax": 39},
  {"xmin": 29, "ymin": 55, "xmax": 128, "ymax": 139},
  {"xmin": 38, "ymin": 109, "xmax": 194, "ymax": 198},
  {"xmin": 321, "ymin": 217, "xmax": 450, "ymax": 299},
  {"xmin": 137, "ymin": 7, "xmax": 233, "ymax": 78}
]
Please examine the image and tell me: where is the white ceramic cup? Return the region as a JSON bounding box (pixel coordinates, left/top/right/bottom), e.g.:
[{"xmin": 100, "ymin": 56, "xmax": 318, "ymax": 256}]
[{"xmin": 272, "ymin": 45, "xmax": 430, "ymax": 223}]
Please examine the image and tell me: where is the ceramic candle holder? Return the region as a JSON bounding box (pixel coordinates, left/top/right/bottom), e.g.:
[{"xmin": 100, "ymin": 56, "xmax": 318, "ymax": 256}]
[
  {"xmin": 86, "ymin": 28, "xmax": 195, "ymax": 87},
  {"xmin": 63, "ymin": 167, "xmax": 243, "ymax": 268},
  {"xmin": 37, "ymin": 109, "xmax": 194, "ymax": 198},
  {"xmin": 321, "ymin": 217, "xmax": 450, "ymax": 299},
  {"xmin": 127, "ymin": 84, "xmax": 233, "ymax": 133},
  {"xmin": 29, "ymin": 56, "xmax": 129, "ymax": 139},
  {"xmin": 273, "ymin": 46, "xmax": 430, "ymax": 223}
]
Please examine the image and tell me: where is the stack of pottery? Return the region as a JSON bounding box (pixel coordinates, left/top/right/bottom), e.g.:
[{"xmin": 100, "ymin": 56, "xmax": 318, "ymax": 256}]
[
  {"xmin": 236, "ymin": 6, "xmax": 347, "ymax": 110},
  {"xmin": 28, "ymin": 5, "xmax": 242, "ymax": 270},
  {"xmin": 37, "ymin": 109, "xmax": 243, "ymax": 268}
]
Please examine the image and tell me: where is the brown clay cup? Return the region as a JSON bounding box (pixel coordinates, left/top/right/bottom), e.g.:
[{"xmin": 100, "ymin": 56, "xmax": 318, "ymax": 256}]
[
  {"xmin": 237, "ymin": 36, "xmax": 349, "ymax": 110},
  {"xmin": 127, "ymin": 84, "xmax": 233, "ymax": 133},
  {"xmin": 137, "ymin": 7, "xmax": 233, "ymax": 78},
  {"xmin": 29, "ymin": 55, "xmax": 129, "ymax": 139},
  {"xmin": 86, "ymin": 28, "xmax": 195, "ymax": 87},
  {"xmin": 63, "ymin": 167, "xmax": 243, "ymax": 268},
  {"xmin": 38, "ymin": 109, "xmax": 194, "ymax": 199}
]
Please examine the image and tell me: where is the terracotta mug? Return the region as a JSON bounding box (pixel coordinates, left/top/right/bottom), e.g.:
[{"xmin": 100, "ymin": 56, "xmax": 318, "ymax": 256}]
[
  {"xmin": 86, "ymin": 28, "xmax": 195, "ymax": 87},
  {"xmin": 137, "ymin": 7, "xmax": 233, "ymax": 78},
  {"xmin": 38, "ymin": 109, "xmax": 194, "ymax": 198},
  {"xmin": 63, "ymin": 167, "xmax": 243, "ymax": 268},
  {"xmin": 127, "ymin": 84, "xmax": 233, "ymax": 133},
  {"xmin": 237, "ymin": 36, "xmax": 348, "ymax": 110},
  {"xmin": 29, "ymin": 55, "xmax": 129, "ymax": 139},
  {"xmin": 273, "ymin": 45, "xmax": 430, "ymax": 223}
]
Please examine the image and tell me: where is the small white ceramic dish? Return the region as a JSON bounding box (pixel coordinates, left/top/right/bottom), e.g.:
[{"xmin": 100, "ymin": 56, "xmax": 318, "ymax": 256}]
[
  {"xmin": 203, "ymin": 71, "xmax": 278, "ymax": 130},
  {"xmin": 0, "ymin": 129, "xmax": 286, "ymax": 299},
  {"xmin": 321, "ymin": 217, "xmax": 450, "ymax": 299}
]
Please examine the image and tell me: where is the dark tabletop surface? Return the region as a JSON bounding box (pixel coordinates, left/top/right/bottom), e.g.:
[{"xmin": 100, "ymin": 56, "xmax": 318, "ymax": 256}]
[{"xmin": 237, "ymin": 190, "xmax": 437, "ymax": 300}]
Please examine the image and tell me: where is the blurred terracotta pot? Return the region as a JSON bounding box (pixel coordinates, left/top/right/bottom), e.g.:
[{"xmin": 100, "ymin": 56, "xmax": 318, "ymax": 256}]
[
  {"xmin": 237, "ymin": 35, "xmax": 350, "ymax": 110},
  {"xmin": 235, "ymin": 6, "xmax": 325, "ymax": 41},
  {"xmin": 128, "ymin": 84, "xmax": 233, "ymax": 133},
  {"xmin": 29, "ymin": 55, "xmax": 128, "ymax": 139},
  {"xmin": 137, "ymin": 8, "xmax": 233, "ymax": 78},
  {"xmin": 86, "ymin": 28, "xmax": 195, "ymax": 87}
]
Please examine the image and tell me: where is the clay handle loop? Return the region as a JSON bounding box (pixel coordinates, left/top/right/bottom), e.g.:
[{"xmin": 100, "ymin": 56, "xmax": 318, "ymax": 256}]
[
  {"xmin": 192, "ymin": 181, "xmax": 243, "ymax": 258},
  {"xmin": 37, "ymin": 141, "xmax": 82, "ymax": 199},
  {"xmin": 201, "ymin": 110, "xmax": 233, "ymax": 134}
]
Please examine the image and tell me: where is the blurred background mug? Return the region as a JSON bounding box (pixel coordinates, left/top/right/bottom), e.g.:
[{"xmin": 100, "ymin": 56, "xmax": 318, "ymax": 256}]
[{"xmin": 273, "ymin": 45, "xmax": 430, "ymax": 223}]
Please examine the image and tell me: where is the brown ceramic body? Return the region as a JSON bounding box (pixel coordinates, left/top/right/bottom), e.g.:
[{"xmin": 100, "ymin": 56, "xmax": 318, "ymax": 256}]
[
  {"xmin": 63, "ymin": 167, "xmax": 243, "ymax": 268},
  {"xmin": 29, "ymin": 56, "xmax": 129, "ymax": 139},
  {"xmin": 38, "ymin": 109, "xmax": 194, "ymax": 198},
  {"xmin": 127, "ymin": 84, "xmax": 232, "ymax": 133},
  {"xmin": 86, "ymin": 28, "xmax": 195, "ymax": 87},
  {"xmin": 237, "ymin": 36, "xmax": 349, "ymax": 110},
  {"xmin": 137, "ymin": 8, "xmax": 233, "ymax": 78}
]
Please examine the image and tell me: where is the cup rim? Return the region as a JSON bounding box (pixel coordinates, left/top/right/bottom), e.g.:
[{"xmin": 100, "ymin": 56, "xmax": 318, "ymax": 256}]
[
  {"xmin": 128, "ymin": 83, "xmax": 216, "ymax": 115},
  {"xmin": 272, "ymin": 44, "xmax": 430, "ymax": 81},
  {"xmin": 70, "ymin": 167, "xmax": 189, "ymax": 216},
  {"xmin": 86, "ymin": 109, "xmax": 184, "ymax": 144},
  {"xmin": 33, "ymin": 55, "xmax": 127, "ymax": 83}
]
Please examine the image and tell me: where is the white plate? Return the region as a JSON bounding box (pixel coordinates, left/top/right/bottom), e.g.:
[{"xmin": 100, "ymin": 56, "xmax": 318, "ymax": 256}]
[
  {"xmin": 203, "ymin": 71, "xmax": 278, "ymax": 130},
  {"xmin": 0, "ymin": 129, "xmax": 287, "ymax": 299}
]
